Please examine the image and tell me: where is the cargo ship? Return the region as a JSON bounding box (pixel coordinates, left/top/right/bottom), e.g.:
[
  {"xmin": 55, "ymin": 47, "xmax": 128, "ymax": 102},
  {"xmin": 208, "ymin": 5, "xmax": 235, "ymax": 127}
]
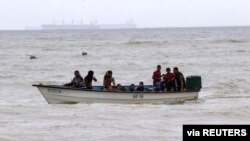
[{"xmin": 41, "ymin": 21, "xmax": 137, "ymax": 30}]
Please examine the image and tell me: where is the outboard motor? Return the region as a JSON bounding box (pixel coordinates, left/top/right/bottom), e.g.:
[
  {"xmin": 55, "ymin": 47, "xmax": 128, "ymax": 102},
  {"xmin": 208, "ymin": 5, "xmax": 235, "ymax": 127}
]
[{"xmin": 186, "ymin": 75, "xmax": 202, "ymax": 90}]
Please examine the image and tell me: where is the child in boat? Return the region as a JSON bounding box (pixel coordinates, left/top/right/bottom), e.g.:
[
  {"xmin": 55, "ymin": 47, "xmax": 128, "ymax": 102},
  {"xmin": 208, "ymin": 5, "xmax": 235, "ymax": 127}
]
[
  {"xmin": 103, "ymin": 70, "xmax": 116, "ymax": 91},
  {"xmin": 136, "ymin": 81, "xmax": 148, "ymax": 92},
  {"xmin": 163, "ymin": 67, "xmax": 175, "ymax": 91}
]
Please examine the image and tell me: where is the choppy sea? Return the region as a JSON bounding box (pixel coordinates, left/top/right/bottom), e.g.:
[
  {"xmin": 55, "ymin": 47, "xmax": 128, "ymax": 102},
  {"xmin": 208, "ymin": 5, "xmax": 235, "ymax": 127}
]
[{"xmin": 0, "ymin": 27, "xmax": 250, "ymax": 141}]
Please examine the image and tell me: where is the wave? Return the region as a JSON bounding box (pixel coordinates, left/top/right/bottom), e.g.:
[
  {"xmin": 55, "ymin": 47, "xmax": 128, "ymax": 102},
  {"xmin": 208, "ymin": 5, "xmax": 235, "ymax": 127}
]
[
  {"xmin": 211, "ymin": 39, "xmax": 249, "ymax": 44},
  {"xmin": 0, "ymin": 75, "xmax": 17, "ymax": 79},
  {"xmin": 126, "ymin": 39, "xmax": 168, "ymax": 45},
  {"xmin": 208, "ymin": 95, "xmax": 250, "ymax": 99},
  {"xmin": 236, "ymin": 49, "xmax": 246, "ymax": 53}
]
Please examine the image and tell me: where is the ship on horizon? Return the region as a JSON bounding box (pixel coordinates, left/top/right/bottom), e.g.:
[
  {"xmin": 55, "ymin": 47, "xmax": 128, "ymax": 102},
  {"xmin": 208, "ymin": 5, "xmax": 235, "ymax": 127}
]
[{"xmin": 41, "ymin": 20, "xmax": 137, "ymax": 30}]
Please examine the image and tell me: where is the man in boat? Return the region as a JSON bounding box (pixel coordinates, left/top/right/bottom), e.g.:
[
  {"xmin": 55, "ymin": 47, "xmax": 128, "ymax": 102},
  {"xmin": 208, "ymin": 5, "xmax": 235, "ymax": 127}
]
[
  {"xmin": 152, "ymin": 65, "xmax": 162, "ymax": 91},
  {"xmin": 163, "ymin": 67, "xmax": 175, "ymax": 91},
  {"xmin": 83, "ymin": 70, "xmax": 97, "ymax": 89},
  {"xmin": 173, "ymin": 67, "xmax": 185, "ymax": 91},
  {"xmin": 103, "ymin": 70, "xmax": 116, "ymax": 90},
  {"xmin": 64, "ymin": 70, "xmax": 84, "ymax": 88}
]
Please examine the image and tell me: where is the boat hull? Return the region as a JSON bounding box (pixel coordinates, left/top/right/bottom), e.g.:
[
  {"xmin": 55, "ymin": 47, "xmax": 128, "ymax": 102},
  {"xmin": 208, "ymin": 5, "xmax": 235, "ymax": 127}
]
[{"xmin": 33, "ymin": 85, "xmax": 200, "ymax": 104}]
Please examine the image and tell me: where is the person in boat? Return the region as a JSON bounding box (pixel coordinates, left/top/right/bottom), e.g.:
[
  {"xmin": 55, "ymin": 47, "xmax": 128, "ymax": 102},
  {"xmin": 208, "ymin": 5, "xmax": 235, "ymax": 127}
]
[
  {"xmin": 173, "ymin": 67, "xmax": 185, "ymax": 91},
  {"xmin": 83, "ymin": 70, "xmax": 97, "ymax": 89},
  {"xmin": 64, "ymin": 70, "xmax": 84, "ymax": 88},
  {"xmin": 129, "ymin": 84, "xmax": 135, "ymax": 92},
  {"xmin": 115, "ymin": 83, "xmax": 125, "ymax": 91},
  {"xmin": 152, "ymin": 65, "xmax": 162, "ymax": 91},
  {"xmin": 136, "ymin": 81, "xmax": 147, "ymax": 92},
  {"xmin": 103, "ymin": 70, "xmax": 116, "ymax": 90},
  {"xmin": 163, "ymin": 67, "xmax": 175, "ymax": 91}
]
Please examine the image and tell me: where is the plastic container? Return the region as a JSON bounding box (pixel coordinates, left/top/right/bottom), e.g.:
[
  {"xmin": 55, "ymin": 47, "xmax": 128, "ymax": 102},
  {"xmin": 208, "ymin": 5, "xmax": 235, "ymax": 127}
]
[{"xmin": 186, "ymin": 75, "xmax": 202, "ymax": 90}]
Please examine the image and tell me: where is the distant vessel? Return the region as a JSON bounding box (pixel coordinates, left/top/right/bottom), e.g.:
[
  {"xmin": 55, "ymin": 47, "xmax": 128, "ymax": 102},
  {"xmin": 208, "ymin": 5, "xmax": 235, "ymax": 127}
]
[{"xmin": 41, "ymin": 20, "xmax": 137, "ymax": 30}]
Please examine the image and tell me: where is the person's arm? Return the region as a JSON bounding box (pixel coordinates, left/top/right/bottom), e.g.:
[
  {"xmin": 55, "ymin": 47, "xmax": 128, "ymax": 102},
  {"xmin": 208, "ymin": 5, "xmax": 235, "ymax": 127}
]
[
  {"xmin": 93, "ymin": 76, "xmax": 97, "ymax": 82},
  {"xmin": 179, "ymin": 75, "xmax": 184, "ymax": 91},
  {"xmin": 157, "ymin": 76, "xmax": 162, "ymax": 81},
  {"xmin": 162, "ymin": 74, "xmax": 166, "ymax": 81},
  {"xmin": 103, "ymin": 77, "xmax": 106, "ymax": 87},
  {"xmin": 112, "ymin": 78, "xmax": 116, "ymax": 86}
]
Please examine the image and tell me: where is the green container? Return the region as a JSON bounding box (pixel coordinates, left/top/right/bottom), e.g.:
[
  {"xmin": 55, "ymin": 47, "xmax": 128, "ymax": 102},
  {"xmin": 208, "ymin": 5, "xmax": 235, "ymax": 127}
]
[{"xmin": 186, "ymin": 75, "xmax": 202, "ymax": 90}]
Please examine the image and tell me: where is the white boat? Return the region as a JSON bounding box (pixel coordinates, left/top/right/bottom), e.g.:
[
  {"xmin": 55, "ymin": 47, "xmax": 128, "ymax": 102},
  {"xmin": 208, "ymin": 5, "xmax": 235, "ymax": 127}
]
[{"xmin": 32, "ymin": 84, "xmax": 200, "ymax": 104}]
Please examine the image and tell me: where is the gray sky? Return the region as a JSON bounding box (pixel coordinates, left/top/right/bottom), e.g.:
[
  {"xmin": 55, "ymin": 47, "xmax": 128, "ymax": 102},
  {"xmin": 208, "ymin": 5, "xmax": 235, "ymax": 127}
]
[{"xmin": 1, "ymin": 0, "xmax": 250, "ymax": 30}]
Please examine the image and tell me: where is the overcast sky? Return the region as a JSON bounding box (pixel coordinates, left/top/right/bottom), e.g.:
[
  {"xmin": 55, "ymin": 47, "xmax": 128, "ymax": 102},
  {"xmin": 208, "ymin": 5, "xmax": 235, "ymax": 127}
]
[{"xmin": 1, "ymin": 0, "xmax": 250, "ymax": 30}]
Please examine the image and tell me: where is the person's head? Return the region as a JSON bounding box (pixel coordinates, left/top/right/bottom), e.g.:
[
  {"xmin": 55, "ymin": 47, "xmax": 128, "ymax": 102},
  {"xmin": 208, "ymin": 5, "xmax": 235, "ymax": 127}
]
[
  {"xmin": 139, "ymin": 81, "xmax": 144, "ymax": 86},
  {"xmin": 74, "ymin": 70, "xmax": 80, "ymax": 77},
  {"xmin": 130, "ymin": 84, "xmax": 135, "ymax": 88},
  {"xmin": 117, "ymin": 83, "xmax": 122, "ymax": 88},
  {"xmin": 88, "ymin": 70, "xmax": 94, "ymax": 77},
  {"xmin": 157, "ymin": 65, "xmax": 161, "ymax": 71},
  {"xmin": 173, "ymin": 67, "xmax": 179, "ymax": 74},
  {"xmin": 166, "ymin": 67, "xmax": 171, "ymax": 72},
  {"xmin": 106, "ymin": 70, "xmax": 113, "ymax": 77}
]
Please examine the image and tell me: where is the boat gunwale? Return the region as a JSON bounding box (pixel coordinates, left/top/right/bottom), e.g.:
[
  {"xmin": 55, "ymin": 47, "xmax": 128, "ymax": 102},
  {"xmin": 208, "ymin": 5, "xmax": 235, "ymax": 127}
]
[{"xmin": 32, "ymin": 84, "xmax": 200, "ymax": 94}]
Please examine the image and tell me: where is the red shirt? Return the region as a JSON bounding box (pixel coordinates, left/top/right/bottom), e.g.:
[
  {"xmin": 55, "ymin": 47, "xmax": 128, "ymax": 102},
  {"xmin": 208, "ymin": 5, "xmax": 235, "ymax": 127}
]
[
  {"xmin": 152, "ymin": 70, "xmax": 161, "ymax": 84},
  {"xmin": 164, "ymin": 72, "xmax": 174, "ymax": 80}
]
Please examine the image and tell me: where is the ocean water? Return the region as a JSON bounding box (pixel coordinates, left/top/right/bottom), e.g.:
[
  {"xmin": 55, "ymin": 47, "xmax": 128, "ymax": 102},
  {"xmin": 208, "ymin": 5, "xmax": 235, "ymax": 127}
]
[{"xmin": 0, "ymin": 27, "xmax": 250, "ymax": 141}]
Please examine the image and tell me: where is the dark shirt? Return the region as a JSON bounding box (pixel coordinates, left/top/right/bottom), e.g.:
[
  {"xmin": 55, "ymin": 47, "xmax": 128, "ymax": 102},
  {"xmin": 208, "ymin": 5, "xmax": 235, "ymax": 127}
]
[
  {"xmin": 174, "ymin": 72, "xmax": 185, "ymax": 89},
  {"xmin": 84, "ymin": 76, "xmax": 96, "ymax": 89},
  {"xmin": 136, "ymin": 86, "xmax": 144, "ymax": 91}
]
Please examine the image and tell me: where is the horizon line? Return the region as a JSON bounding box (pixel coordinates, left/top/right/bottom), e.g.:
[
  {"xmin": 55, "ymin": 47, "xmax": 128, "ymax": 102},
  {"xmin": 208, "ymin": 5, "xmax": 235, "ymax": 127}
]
[{"xmin": 1, "ymin": 25, "xmax": 250, "ymax": 31}]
